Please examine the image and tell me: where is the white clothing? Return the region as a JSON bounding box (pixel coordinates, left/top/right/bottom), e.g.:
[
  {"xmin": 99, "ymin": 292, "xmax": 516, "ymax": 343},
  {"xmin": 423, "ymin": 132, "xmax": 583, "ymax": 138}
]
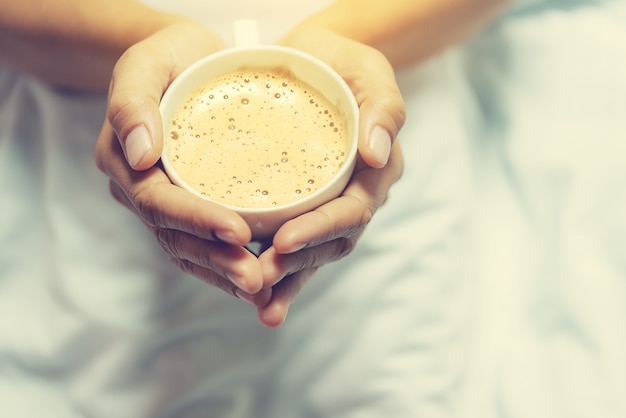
[{"xmin": 1, "ymin": 0, "xmax": 625, "ymax": 417}]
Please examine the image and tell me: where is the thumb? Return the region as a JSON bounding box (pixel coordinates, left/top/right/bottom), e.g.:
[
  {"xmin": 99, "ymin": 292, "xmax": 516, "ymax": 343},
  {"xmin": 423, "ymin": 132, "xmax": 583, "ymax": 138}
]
[
  {"xmin": 106, "ymin": 22, "xmax": 226, "ymax": 171},
  {"xmin": 306, "ymin": 34, "xmax": 406, "ymax": 169},
  {"xmin": 351, "ymin": 47, "xmax": 406, "ymax": 169},
  {"xmin": 279, "ymin": 27, "xmax": 405, "ymax": 169},
  {"xmin": 106, "ymin": 40, "xmax": 169, "ymax": 171}
]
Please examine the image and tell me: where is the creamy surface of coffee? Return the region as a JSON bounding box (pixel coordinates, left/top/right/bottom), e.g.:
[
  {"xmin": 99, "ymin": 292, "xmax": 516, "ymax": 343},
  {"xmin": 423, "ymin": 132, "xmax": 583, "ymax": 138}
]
[{"xmin": 165, "ymin": 66, "xmax": 350, "ymax": 208}]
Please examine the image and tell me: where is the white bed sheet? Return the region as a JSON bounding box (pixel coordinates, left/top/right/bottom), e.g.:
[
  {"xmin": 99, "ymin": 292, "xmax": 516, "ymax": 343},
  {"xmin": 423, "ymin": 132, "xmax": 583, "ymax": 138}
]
[{"xmin": 457, "ymin": 2, "xmax": 626, "ymax": 417}]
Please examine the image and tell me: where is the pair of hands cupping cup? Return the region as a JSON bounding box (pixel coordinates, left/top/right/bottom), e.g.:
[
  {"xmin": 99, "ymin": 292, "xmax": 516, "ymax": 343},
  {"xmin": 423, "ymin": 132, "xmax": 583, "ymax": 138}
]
[{"xmin": 159, "ymin": 20, "xmax": 359, "ymax": 240}]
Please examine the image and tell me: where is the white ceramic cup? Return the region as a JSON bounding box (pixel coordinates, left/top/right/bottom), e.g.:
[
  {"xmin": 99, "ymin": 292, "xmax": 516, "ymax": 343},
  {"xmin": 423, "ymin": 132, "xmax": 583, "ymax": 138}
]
[{"xmin": 159, "ymin": 21, "xmax": 359, "ymax": 239}]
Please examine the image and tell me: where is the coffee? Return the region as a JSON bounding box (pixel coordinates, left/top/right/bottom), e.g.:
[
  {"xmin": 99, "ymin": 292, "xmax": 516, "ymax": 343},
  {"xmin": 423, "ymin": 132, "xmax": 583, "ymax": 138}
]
[{"xmin": 165, "ymin": 66, "xmax": 350, "ymax": 209}]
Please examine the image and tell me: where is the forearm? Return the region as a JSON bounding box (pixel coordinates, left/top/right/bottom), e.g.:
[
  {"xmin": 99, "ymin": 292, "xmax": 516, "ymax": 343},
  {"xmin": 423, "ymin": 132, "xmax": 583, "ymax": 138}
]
[
  {"xmin": 288, "ymin": 0, "xmax": 509, "ymax": 68},
  {"xmin": 0, "ymin": 0, "xmax": 183, "ymax": 91}
]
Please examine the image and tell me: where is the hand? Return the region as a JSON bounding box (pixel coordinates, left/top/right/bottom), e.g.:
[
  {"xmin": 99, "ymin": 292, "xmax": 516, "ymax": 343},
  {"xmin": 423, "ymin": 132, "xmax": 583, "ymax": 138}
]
[
  {"xmin": 95, "ymin": 20, "xmax": 271, "ymax": 307},
  {"xmin": 255, "ymin": 27, "xmax": 406, "ymax": 327}
]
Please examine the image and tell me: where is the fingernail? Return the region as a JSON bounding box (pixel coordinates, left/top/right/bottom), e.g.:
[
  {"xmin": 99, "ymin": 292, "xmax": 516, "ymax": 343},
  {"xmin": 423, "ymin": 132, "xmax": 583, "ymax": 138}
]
[
  {"xmin": 226, "ymin": 271, "xmax": 248, "ymax": 290},
  {"xmin": 368, "ymin": 125, "xmax": 391, "ymax": 167},
  {"xmin": 125, "ymin": 125, "xmax": 152, "ymax": 168},
  {"xmin": 235, "ymin": 288, "xmax": 257, "ymax": 307},
  {"xmin": 215, "ymin": 229, "xmax": 239, "ymax": 245},
  {"xmin": 285, "ymin": 242, "xmax": 307, "ymax": 254}
]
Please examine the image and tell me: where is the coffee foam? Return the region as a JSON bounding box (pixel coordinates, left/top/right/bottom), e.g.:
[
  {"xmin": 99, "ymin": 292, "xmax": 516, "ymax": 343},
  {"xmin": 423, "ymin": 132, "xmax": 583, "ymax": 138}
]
[{"xmin": 165, "ymin": 66, "xmax": 349, "ymax": 208}]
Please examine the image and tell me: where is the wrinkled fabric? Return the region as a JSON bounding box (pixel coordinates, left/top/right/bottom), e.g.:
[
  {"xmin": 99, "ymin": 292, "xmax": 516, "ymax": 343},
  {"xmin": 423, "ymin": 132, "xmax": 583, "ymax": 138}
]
[
  {"xmin": 1, "ymin": 0, "xmax": 625, "ymax": 417},
  {"xmin": 458, "ymin": 2, "xmax": 626, "ymax": 417}
]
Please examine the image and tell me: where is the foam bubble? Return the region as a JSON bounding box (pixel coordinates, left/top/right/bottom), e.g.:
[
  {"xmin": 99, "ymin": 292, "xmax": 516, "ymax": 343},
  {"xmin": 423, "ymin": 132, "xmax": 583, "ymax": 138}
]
[{"xmin": 166, "ymin": 66, "xmax": 350, "ymax": 208}]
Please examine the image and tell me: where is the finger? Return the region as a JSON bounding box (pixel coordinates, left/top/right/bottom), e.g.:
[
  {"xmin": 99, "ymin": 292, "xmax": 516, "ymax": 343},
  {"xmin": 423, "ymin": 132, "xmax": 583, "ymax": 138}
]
[
  {"xmin": 98, "ymin": 122, "xmax": 252, "ymax": 244},
  {"xmin": 108, "ymin": 180, "xmax": 137, "ymax": 215},
  {"xmin": 272, "ymin": 140, "xmax": 403, "ymax": 253},
  {"xmin": 259, "ymin": 240, "xmax": 355, "ymax": 288},
  {"xmin": 156, "ymin": 229, "xmax": 264, "ymax": 293},
  {"xmin": 106, "ymin": 22, "xmax": 225, "ymax": 171},
  {"xmin": 343, "ymin": 45, "xmax": 406, "ymax": 168},
  {"xmin": 173, "ymin": 258, "xmax": 271, "ymax": 308},
  {"xmin": 128, "ymin": 176, "xmax": 252, "ymax": 244},
  {"xmin": 109, "ymin": 177, "xmax": 262, "ymax": 292},
  {"xmin": 317, "ymin": 37, "xmax": 406, "ymax": 168},
  {"xmin": 106, "ymin": 41, "xmax": 170, "ymax": 171},
  {"xmin": 236, "ymin": 288, "xmax": 273, "ymax": 309},
  {"xmin": 256, "ymin": 268, "xmax": 317, "ymax": 328}
]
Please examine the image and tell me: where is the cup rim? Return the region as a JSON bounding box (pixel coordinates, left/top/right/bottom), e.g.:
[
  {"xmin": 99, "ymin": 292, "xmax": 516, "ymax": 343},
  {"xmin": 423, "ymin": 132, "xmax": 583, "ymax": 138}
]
[{"xmin": 159, "ymin": 45, "xmax": 359, "ymax": 216}]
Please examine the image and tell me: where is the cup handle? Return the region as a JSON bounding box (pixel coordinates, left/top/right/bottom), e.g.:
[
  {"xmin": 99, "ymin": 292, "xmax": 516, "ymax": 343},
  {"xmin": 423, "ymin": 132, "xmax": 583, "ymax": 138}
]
[{"xmin": 233, "ymin": 19, "xmax": 260, "ymax": 48}]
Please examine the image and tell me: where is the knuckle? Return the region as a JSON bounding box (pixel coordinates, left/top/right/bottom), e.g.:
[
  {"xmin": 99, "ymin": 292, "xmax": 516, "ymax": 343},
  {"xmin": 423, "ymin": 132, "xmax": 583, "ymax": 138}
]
[
  {"xmin": 335, "ymin": 236, "xmax": 358, "ymax": 259},
  {"xmin": 360, "ymin": 203, "xmax": 375, "ymax": 226},
  {"xmin": 347, "ymin": 194, "xmax": 375, "ymax": 228},
  {"xmin": 173, "ymin": 256, "xmax": 193, "ymax": 274},
  {"xmin": 301, "ymin": 250, "xmax": 324, "ymax": 271},
  {"xmin": 395, "ymin": 103, "xmax": 407, "ymax": 133},
  {"xmin": 131, "ymin": 185, "xmax": 160, "ymax": 228},
  {"xmin": 378, "ymin": 93, "xmax": 407, "ymax": 135},
  {"xmin": 155, "ymin": 228, "xmax": 177, "ymax": 257},
  {"xmin": 106, "ymin": 93, "xmax": 145, "ymax": 137},
  {"xmin": 94, "ymin": 123, "xmax": 118, "ymax": 175},
  {"xmin": 108, "ymin": 181, "xmax": 126, "ymax": 205},
  {"xmin": 161, "ymin": 234, "xmax": 235, "ymax": 299}
]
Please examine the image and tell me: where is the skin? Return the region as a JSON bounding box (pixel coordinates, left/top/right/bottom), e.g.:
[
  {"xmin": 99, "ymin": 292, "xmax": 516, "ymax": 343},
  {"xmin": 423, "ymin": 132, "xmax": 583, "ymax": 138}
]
[
  {"xmin": 0, "ymin": 0, "xmax": 185, "ymax": 91},
  {"xmin": 256, "ymin": 0, "xmax": 509, "ymax": 326},
  {"xmin": 290, "ymin": 0, "xmax": 509, "ymax": 69},
  {"xmin": 1, "ymin": 0, "xmax": 508, "ymax": 327},
  {"xmin": 96, "ymin": 21, "xmax": 406, "ymax": 327}
]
